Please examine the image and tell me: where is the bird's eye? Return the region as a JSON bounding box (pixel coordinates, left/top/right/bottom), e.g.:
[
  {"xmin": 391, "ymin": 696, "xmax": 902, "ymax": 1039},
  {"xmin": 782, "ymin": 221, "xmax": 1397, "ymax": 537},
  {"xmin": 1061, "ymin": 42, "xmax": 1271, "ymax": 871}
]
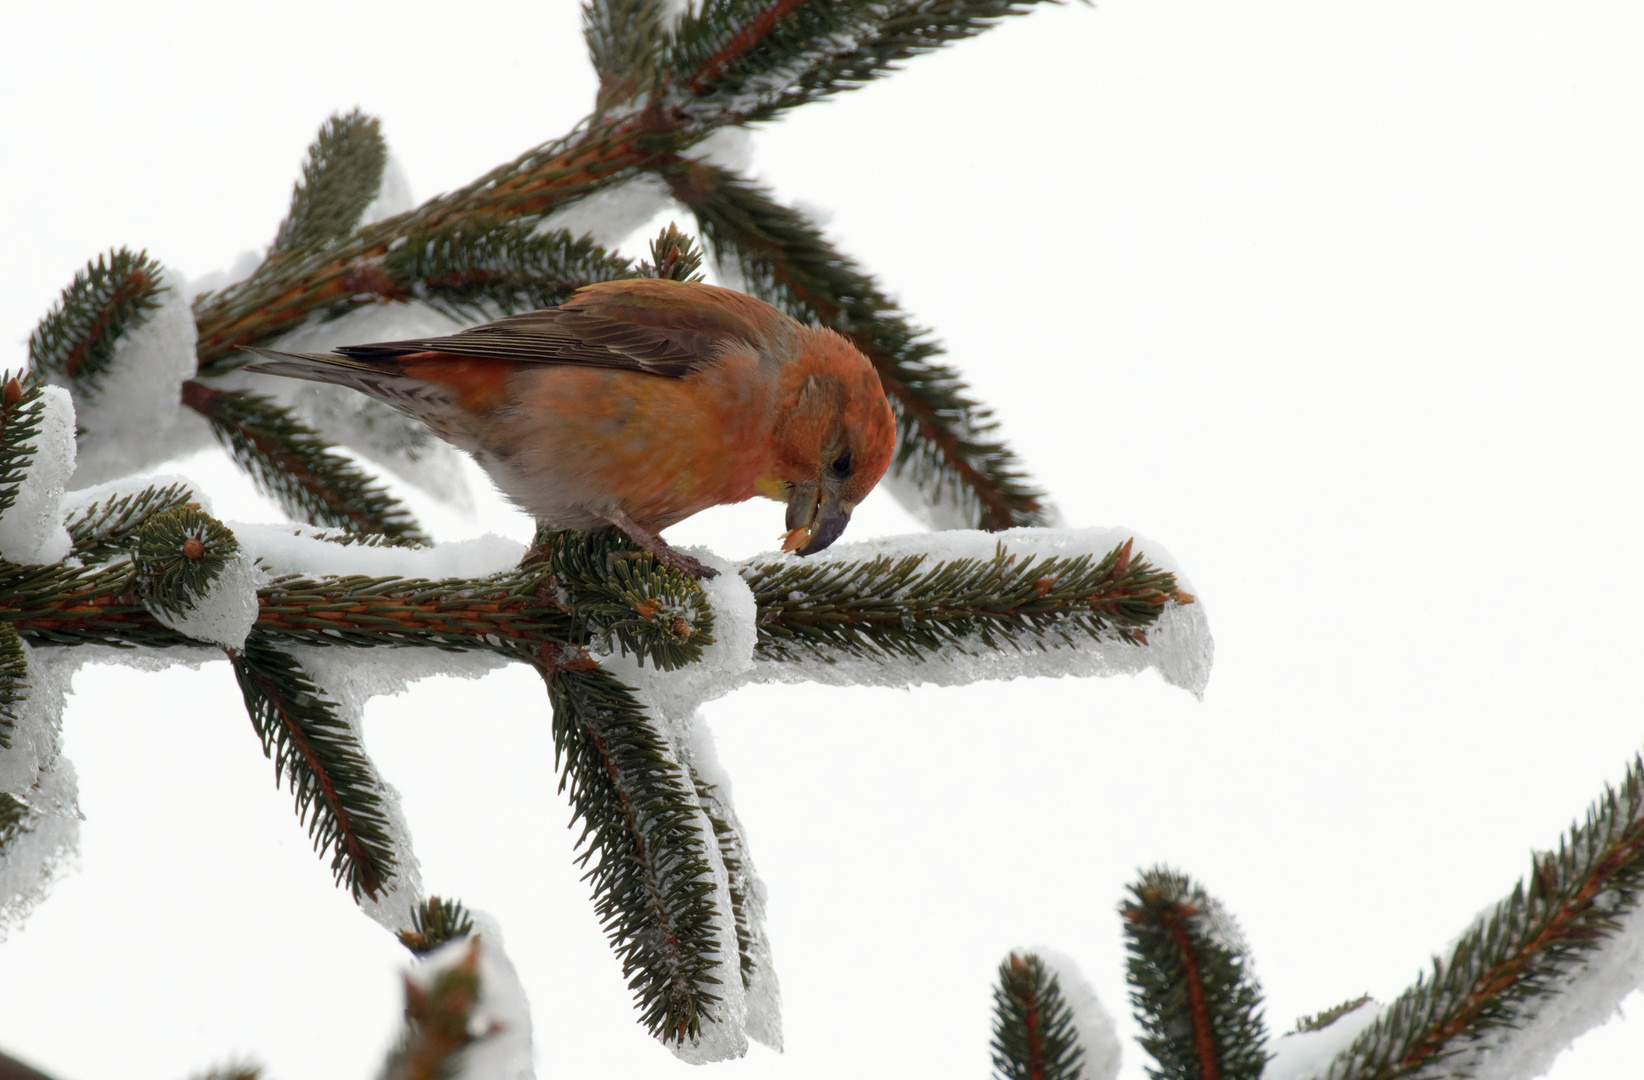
[{"xmin": 831, "ymin": 450, "xmax": 852, "ymax": 476}]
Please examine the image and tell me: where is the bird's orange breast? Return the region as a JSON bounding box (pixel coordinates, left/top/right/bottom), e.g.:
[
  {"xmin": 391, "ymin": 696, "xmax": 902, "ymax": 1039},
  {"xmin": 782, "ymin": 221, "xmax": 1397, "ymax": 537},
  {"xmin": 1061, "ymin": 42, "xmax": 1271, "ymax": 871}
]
[{"xmin": 493, "ymin": 346, "xmax": 780, "ymax": 531}]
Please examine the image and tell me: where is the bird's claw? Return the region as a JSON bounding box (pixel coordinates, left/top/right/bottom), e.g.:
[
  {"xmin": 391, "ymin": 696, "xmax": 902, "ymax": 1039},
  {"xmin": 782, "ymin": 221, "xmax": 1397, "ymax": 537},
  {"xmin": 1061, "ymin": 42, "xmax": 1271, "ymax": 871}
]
[{"xmin": 655, "ymin": 548, "xmax": 719, "ymax": 580}]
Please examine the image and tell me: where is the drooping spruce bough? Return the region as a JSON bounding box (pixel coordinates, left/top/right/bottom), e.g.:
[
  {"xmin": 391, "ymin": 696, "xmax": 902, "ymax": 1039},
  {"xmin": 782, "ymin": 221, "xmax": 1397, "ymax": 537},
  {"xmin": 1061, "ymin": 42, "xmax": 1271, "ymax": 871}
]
[{"xmin": 1, "ymin": 2, "xmax": 1635, "ymax": 1077}]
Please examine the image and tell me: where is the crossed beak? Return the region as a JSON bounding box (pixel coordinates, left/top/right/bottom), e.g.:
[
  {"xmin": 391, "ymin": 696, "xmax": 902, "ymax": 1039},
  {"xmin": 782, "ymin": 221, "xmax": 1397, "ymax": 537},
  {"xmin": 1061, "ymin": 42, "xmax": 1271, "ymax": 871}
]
[{"xmin": 782, "ymin": 480, "xmax": 853, "ymax": 556}]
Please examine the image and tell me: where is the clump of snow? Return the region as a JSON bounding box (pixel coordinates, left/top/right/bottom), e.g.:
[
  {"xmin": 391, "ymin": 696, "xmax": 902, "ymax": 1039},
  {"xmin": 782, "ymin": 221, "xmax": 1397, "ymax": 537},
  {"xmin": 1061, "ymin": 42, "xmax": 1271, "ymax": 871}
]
[
  {"xmin": 537, "ymin": 173, "xmax": 674, "ymax": 250},
  {"xmin": 601, "ymin": 550, "xmax": 762, "ymax": 1061},
  {"xmin": 235, "ymin": 522, "xmax": 524, "ymax": 580},
  {"xmin": 182, "ymin": 250, "xmax": 264, "ymax": 302},
  {"xmin": 68, "ymin": 274, "xmax": 216, "ymax": 488},
  {"xmin": 223, "ymin": 302, "xmax": 476, "ymax": 508},
  {"xmin": 361, "ymin": 153, "xmax": 415, "ymax": 227},
  {"xmin": 0, "ymin": 385, "xmax": 75, "ymax": 565},
  {"xmin": 411, "ymin": 912, "xmax": 535, "ymax": 1080},
  {"xmin": 1266, "ymin": 999, "xmax": 1382, "ymax": 1080},
  {"xmin": 285, "ymin": 643, "xmax": 512, "ymax": 931},
  {"xmin": 0, "ymin": 641, "xmax": 79, "ymax": 941},
  {"xmin": 61, "ymin": 472, "xmax": 209, "ymax": 524},
  {"xmin": 741, "ymin": 527, "xmax": 1213, "ymax": 699},
  {"xmin": 148, "ymin": 550, "xmax": 259, "ymax": 650},
  {"xmin": 1434, "ymin": 896, "xmax": 1644, "ymax": 1080},
  {"xmin": 1034, "ymin": 950, "xmax": 1123, "ymax": 1080}
]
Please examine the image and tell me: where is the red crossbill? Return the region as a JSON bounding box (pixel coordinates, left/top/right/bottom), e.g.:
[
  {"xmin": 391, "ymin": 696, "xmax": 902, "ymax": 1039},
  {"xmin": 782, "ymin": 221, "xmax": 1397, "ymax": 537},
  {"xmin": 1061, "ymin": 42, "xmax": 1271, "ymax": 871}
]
[{"xmin": 245, "ymin": 278, "xmax": 897, "ymax": 577}]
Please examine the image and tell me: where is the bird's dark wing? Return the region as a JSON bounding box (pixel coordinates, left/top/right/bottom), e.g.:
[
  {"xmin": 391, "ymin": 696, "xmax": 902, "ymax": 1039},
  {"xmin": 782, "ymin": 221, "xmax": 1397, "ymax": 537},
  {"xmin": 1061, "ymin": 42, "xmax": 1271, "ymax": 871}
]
[{"xmin": 336, "ymin": 279, "xmax": 779, "ymax": 378}]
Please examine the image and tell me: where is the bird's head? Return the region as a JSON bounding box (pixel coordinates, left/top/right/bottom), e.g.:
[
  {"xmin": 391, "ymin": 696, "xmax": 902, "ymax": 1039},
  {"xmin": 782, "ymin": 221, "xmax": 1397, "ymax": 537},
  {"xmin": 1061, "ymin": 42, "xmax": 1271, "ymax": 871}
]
[{"xmin": 761, "ymin": 331, "xmax": 897, "ymax": 556}]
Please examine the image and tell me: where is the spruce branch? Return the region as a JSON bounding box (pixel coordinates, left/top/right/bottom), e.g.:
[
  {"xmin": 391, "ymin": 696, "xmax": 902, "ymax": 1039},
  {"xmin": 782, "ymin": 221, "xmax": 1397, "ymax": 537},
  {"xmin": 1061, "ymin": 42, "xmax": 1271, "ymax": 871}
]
[
  {"xmin": 186, "ymin": 1062, "xmax": 263, "ymax": 1080},
  {"xmin": 379, "ymin": 219, "xmax": 635, "ymax": 322},
  {"xmin": 733, "ymin": 0, "xmax": 1062, "ymax": 123},
  {"xmin": 180, "ymin": 380, "xmax": 428, "ymax": 543},
  {"xmin": 378, "ymin": 938, "xmax": 490, "ymax": 1080},
  {"xmin": 586, "ymin": 0, "xmax": 673, "ymax": 109},
  {"xmin": 742, "ymin": 537, "xmax": 1188, "ymax": 663},
  {"xmin": 64, "ymin": 481, "xmax": 198, "ymax": 565},
  {"xmin": 399, "ymin": 896, "xmax": 476, "ymax": 956},
  {"xmin": 190, "ymin": 113, "xmax": 695, "ymax": 374},
  {"xmin": 271, "ymin": 110, "xmax": 388, "ymax": 257},
  {"xmin": 0, "ymin": 792, "xmax": 31, "ymax": 850},
  {"xmin": 637, "ymin": 222, "xmax": 708, "ymax": 282},
  {"xmin": 0, "ymin": 559, "xmax": 193, "ymax": 650},
  {"xmin": 134, "ymin": 507, "xmax": 239, "ymax": 619},
  {"xmin": 0, "ymin": 378, "xmax": 46, "ymax": 519},
  {"xmin": 1321, "ymin": 754, "xmax": 1644, "ymax": 1080},
  {"xmin": 229, "ymin": 641, "xmax": 399, "ymax": 901},
  {"xmin": 27, "ymin": 248, "xmax": 166, "ymax": 395},
  {"xmin": 692, "ymin": 777, "xmax": 758, "ymax": 987},
  {"xmin": 0, "ymin": 622, "xmax": 23, "ymax": 751},
  {"xmin": 1293, "ymin": 995, "xmax": 1372, "ymax": 1035},
  {"xmin": 664, "ymin": 159, "xmax": 1050, "ymax": 529},
  {"xmin": 542, "ymin": 662, "xmax": 725, "ymax": 1044},
  {"xmin": 1122, "ymin": 868, "xmax": 1269, "ymax": 1080},
  {"xmin": 535, "ymin": 527, "xmax": 716, "ymax": 672},
  {"xmin": 991, "ymin": 952, "xmax": 1088, "ymax": 1080}
]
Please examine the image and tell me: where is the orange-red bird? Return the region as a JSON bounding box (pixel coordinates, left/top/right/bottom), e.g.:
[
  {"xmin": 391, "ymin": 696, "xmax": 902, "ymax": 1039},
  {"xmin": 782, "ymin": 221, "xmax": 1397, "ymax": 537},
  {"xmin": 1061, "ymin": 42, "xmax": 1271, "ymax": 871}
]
[{"xmin": 245, "ymin": 279, "xmax": 897, "ymax": 577}]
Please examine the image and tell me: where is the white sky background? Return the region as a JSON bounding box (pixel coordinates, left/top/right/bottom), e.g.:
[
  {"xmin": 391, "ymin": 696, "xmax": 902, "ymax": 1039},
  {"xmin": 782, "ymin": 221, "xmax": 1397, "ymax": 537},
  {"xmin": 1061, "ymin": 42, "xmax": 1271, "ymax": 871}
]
[{"xmin": 4, "ymin": 1, "xmax": 1644, "ymax": 1077}]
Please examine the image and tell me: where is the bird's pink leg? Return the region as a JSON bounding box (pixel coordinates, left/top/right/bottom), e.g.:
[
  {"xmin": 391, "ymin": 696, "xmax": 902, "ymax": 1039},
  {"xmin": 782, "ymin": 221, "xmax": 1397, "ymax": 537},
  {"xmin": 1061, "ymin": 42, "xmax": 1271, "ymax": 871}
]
[{"xmin": 600, "ymin": 507, "xmax": 719, "ymax": 579}]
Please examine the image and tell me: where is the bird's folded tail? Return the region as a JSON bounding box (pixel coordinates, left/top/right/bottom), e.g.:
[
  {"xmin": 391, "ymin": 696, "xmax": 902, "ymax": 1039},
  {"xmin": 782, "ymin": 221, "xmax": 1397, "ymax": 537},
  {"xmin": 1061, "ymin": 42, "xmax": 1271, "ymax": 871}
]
[{"xmin": 240, "ymin": 346, "xmax": 400, "ymax": 385}]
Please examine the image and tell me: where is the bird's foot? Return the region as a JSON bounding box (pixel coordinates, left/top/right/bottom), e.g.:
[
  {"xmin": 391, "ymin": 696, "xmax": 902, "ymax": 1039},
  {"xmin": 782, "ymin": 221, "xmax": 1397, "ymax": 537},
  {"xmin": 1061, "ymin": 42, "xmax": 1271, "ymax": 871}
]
[{"xmin": 601, "ymin": 508, "xmax": 720, "ymax": 580}]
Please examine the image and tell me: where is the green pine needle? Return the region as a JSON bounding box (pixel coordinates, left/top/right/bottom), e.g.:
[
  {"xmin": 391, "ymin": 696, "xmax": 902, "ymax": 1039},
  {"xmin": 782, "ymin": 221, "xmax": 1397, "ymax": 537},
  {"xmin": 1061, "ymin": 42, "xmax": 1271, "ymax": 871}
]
[
  {"xmin": 272, "ymin": 110, "xmax": 389, "ymax": 256},
  {"xmin": 743, "ymin": 539, "xmax": 1185, "ymax": 664},
  {"xmin": 639, "ymin": 222, "xmax": 707, "ymax": 282},
  {"xmin": 1321, "ymin": 755, "xmax": 1644, "ymax": 1080},
  {"xmin": 667, "ymin": 161, "xmax": 1050, "ymax": 530},
  {"xmin": 399, "ymin": 896, "xmax": 476, "ymax": 956},
  {"xmin": 382, "ymin": 220, "xmax": 634, "ymax": 322},
  {"xmin": 64, "ymin": 481, "xmax": 199, "ymax": 565},
  {"xmin": 0, "ymin": 376, "xmax": 45, "ymax": 520},
  {"xmin": 544, "ymin": 664, "xmax": 725, "ymax": 1044},
  {"xmin": 538, "ymin": 528, "xmax": 715, "ymax": 672},
  {"xmin": 230, "ymin": 642, "xmax": 400, "ymax": 901},
  {"xmin": 181, "ymin": 381, "xmax": 427, "ymax": 543},
  {"xmin": 0, "ymin": 621, "xmax": 26, "ymax": 752},
  {"xmin": 134, "ymin": 506, "xmax": 239, "ymax": 619},
  {"xmin": 27, "ymin": 249, "xmax": 167, "ymax": 395},
  {"xmin": 0, "ymin": 791, "xmax": 33, "ymax": 851},
  {"xmin": 1122, "ymin": 868, "xmax": 1270, "ymax": 1080},
  {"xmin": 1293, "ymin": 995, "xmax": 1372, "ymax": 1035},
  {"xmin": 586, "ymin": 0, "xmax": 673, "ymax": 107},
  {"xmin": 991, "ymin": 952, "xmax": 1088, "ymax": 1080}
]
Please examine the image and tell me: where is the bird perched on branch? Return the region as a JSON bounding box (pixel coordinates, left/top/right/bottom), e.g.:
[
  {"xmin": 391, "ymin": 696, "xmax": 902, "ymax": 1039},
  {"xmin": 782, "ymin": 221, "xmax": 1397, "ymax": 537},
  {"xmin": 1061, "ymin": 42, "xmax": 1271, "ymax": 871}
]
[{"xmin": 244, "ymin": 277, "xmax": 897, "ymax": 578}]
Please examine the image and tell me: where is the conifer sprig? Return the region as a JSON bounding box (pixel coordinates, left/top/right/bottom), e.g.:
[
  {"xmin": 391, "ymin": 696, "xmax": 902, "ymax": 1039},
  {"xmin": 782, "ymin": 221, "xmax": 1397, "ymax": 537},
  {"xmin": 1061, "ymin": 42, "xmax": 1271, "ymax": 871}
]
[
  {"xmin": 543, "ymin": 663, "xmax": 725, "ymax": 1043},
  {"xmin": 1122, "ymin": 868, "xmax": 1269, "ymax": 1080},
  {"xmin": 1321, "ymin": 755, "xmax": 1644, "ymax": 1080},
  {"xmin": 991, "ymin": 952, "xmax": 1088, "ymax": 1080},
  {"xmin": 666, "ymin": 161, "xmax": 1049, "ymax": 529},
  {"xmin": 585, "ymin": 0, "xmax": 672, "ymax": 107},
  {"xmin": 380, "ymin": 220, "xmax": 636, "ymax": 321},
  {"xmin": 398, "ymin": 896, "xmax": 476, "ymax": 956},
  {"xmin": 0, "ymin": 377, "xmax": 45, "ymax": 519},
  {"xmin": 693, "ymin": 777, "xmax": 759, "ymax": 987},
  {"xmin": 733, "ymin": 0, "xmax": 1061, "ymax": 123},
  {"xmin": 0, "ymin": 622, "xmax": 26, "ymax": 751},
  {"xmin": 27, "ymin": 248, "xmax": 166, "ymax": 395},
  {"xmin": 229, "ymin": 641, "xmax": 400, "ymax": 901},
  {"xmin": 271, "ymin": 110, "xmax": 389, "ymax": 257},
  {"xmin": 180, "ymin": 380, "xmax": 427, "ymax": 543},
  {"xmin": 742, "ymin": 538, "xmax": 1187, "ymax": 663},
  {"xmin": 63, "ymin": 481, "xmax": 198, "ymax": 565},
  {"xmin": 190, "ymin": 114, "xmax": 688, "ymax": 373},
  {"xmin": 378, "ymin": 938, "xmax": 489, "ymax": 1080}
]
